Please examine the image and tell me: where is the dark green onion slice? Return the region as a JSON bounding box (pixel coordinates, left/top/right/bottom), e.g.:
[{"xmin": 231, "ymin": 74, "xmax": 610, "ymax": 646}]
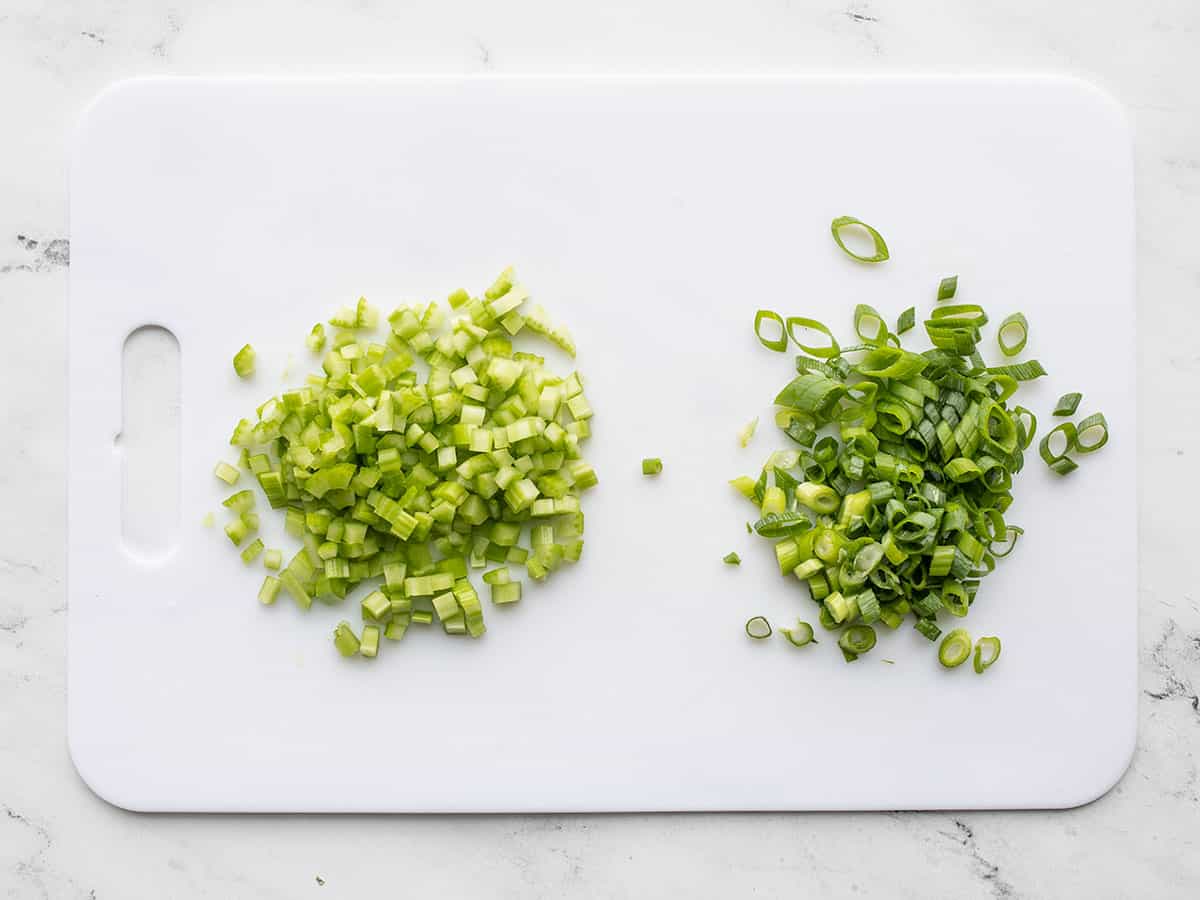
[
  {"xmin": 754, "ymin": 309, "xmax": 788, "ymax": 352},
  {"xmin": 1053, "ymin": 392, "xmax": 1082, "ymax": 417},
  {"xmin": 986, "ymin": 360, "xmax": 1047, "ymax": 381},
  {"xmin": 723, "ymin": 552, "xmax": 741, "ymax": 566},
  {"xmin": 938, "ymin": 628, "xmax": 972, "ymax": 668},
  {"xmin": 1039, "ymin": 421, "xmax": 1077, "ymax": 473},
  {"xmin": 990, "ymin": 525, "xmax": 1023, "ymax": 558},
  {"xmin": 937, "ymin": 275, "xmax": 958, "ymax": 301},
  {"xmin": 745, "ymin": 615, "xmax": 772, "ymax": 639},
  {"xmin": 754, "ymin": 511, "xmax": 813, "ymax": 538},
  {"xmin": 997, "ymin": 313, "xmax": 1029, "ymax": 357},
  {"xmin": 1074, "ymin": 412, "xmax": 1109, "ymax": 453},
  {"xmin": 1012, "ymin": 406, "xmax": 1037, "ymax": 450},
  {"xmin": 781, "ymin": 620, "xmax": 816, "ymax": 647},
  {"xmin": 973, "ymin": 636, "xmax": 1002, "ymax": 673},
  {"xmin": 896, "ymin": 306, "xmax": 916, "ymax": 335},
  {"xmin": 786, "ymin": 317, "xmax": 841, "ymax": 359},
  {"xmin": 838, "ymin": 624, "xmax": 877, "ymax": 658},
  {"xmin": 830, "ymin": 216, "xmax": 890, "ymax": 263}
]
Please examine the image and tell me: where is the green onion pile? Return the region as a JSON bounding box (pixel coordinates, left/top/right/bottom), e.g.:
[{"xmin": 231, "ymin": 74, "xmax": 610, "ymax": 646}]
[
  {"xmin": 734, "ymin": 217, "xmax": 1110, "ymax": 668},
  {"xmin": 213, "ymin": 268, "xmax": 597, "ymax": 659}
]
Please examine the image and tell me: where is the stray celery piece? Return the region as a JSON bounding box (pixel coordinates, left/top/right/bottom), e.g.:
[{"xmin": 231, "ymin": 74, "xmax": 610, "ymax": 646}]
[
  {"xmin": 333, "ymin": 621, "xmax": 360, "ymax": 657},
  {"xmin": 723, "ymin": 552, "xmax": 741, "ymax": 565},
  {"xmin": 642, "ymin": 457, "xmax": 663, "ymax": 476},
  {"xmin": 214, "ymin": 461, "xmax": 240, "ymax": 485},
  {"xmin": 202, "ymin": 512, "xmax": 214, "ymax": 528},
  {"xmin": 306, "ymin": 323, "xmax": 326, "ymax": 353},
  {"xmin": 410, "ymin": 610, "xmax": 434, "ymax": 625},
  {"xmin": 263, "ymin": 549, "xmax": 282, "ymax": 571},
  {"xmin": 361, "ymin": 590, "xmax": 391, "ymax": 622},
  {"xmin": 385, "ymin": 617, "xmax": 409, "ymax": 641},
  {"xmin": 233, "ymin": 344, "xmax": 256, "ymax": 378},
  {"xmin": 738, "ymin": 417, "xmax": 759, "ymax": 448},
  {"xmin": 360, "ymin": 624, "xmax": 381, "ymax": 658},
  {"xmin": 491, "ymin": 581, "xmax": 522, "ymax": 605},
  {"xmin": 240, "ymin": 538, "xmax": 264, "ymax": 564},
  {"xmin": 258, "ymin": 575, "xmax": 281, "ymax": 605}
]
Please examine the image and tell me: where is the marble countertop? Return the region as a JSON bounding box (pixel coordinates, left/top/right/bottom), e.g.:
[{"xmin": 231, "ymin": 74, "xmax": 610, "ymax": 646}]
[{"xmin": 2, "ymin": 0, "xmax": 1198, "ymax": 897}]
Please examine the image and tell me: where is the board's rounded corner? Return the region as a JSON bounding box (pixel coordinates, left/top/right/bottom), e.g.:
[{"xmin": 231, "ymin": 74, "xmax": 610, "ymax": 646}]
[
  {"xmin": 67, "ymin": 726, "xmax": 151, "ymax": 814},
  {"xmin": 1043, "ymin": 75, "xmax": 1131, "ymax": 138},
  {"xmin": 71, "ymin": 77, "xmax": 169, "ymax": 158},
  {"xmin": 1054, "ymin": 719, "xmax": 1137, "ymax": 810}
]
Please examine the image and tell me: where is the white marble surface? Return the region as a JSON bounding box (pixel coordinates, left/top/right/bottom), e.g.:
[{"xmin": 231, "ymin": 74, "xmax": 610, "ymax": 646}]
[{"xmin": 1, "ymin": 0, "xmax": 1198, "ymax": 896}]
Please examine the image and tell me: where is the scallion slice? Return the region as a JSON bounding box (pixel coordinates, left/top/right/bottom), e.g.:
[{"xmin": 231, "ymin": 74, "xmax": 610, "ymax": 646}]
[
  {"xmin": 780, "ymin": 620, "xmax": 816, "ymax": 647},
  {"xmin": 896, "ymin": 306, "xmax": 916, "ymax": 335},
  {"xmin": 723, "ymin": 552, "xmax": 741, "ymax": 566},
  {"xmin": 745, "ymin": 616, "xmax": 772, "ymax": 639},
  {"xmin": 973, "ymin": 636, "xmax": 1001, "ymax": 673},
  {"xmin": 937, "ymin": 275, "xmax": 958, "ymax": 301},
  {"xmin": 938, "ymin": 628, "xmax": 972, "ymax": 668},
  {"xmin": 642, "ymin": 457, "xmax": 663, "ymax": 475},
  {"xmin": 1074, "ymin": 412, "xmax": 1109, "ymax": 453},
  {"xmin": 1053, "ymin": 392, "xmax": 1082, "ymax": 417},
  {"xmin": 830, "ymin": 216, "xmax": 890, "ymax": 263},
  {"xmin": 754, "ymin": 310, "xmax": 788, "ymax": 352},
  {"xmin": 997, "ymin": 313, "xmax": 1029, "ymax": 357}
]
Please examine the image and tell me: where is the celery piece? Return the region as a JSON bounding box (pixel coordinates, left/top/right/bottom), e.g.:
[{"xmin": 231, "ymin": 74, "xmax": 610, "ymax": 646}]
[{"xmin": 233, "ymin": 344, "xmax": 256, "ymax": 378}]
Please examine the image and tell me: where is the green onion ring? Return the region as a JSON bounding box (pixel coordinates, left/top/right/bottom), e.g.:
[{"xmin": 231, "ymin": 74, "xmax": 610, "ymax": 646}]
[
  {"xmin": 754, "ymin": 309, "xmax": 788, "ymax": 352},
  {"xmin": 997, "ymin": 312, "xmax": 1029, "ymax": 357},
  {"xmin": 786, "ymin": 317, "xmax": 841, "ymax": 359},
  {"xmin": 830, "ymin": 216, "xmax": 890, "ymax": 263},
  {"xmin": 1074, "ymin": 412, "xmax": 1109, "ymax": 453},
  {"xmin": 745, "ymin": 616, "xmax": 772, "ymax": 640},
  {"xmin": 938, "ymin": 628, "xmax": 972, "ymax": 668}
]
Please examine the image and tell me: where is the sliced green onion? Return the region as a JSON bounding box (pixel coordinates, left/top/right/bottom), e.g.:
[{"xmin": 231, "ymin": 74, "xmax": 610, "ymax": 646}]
[
  {"xmin": 642, "ymin": 457, "xmax": 663, "ymax": 475},
  {"xmin": 1074, "ymin": 412, "xmax": 1109, "ymax": 453},
  {"xmin": 753, "ymin": 511, "xmax": 811, "ymax": 538},
  {"xmin": 937, "ymin": 275, "xmax": 958, "ymax": 301},
  {"xmin": 723, "ymin": 552, "xmax": 741, "ymax": 566},
  {"xmin": 1053, "ymin": 392, "xmax": 1082, "ymax": 417},
  {"xmin": 830, "ymin": 216, "xmax": 890, "ymax": 263},
  {"xmin": 1039, "ymin": 422, "xmax": 1078, "ymax": 474},
  {"xmin": 786, "ymin": 318, "xmax": 841, "ymax": 359},
  {"xmin": 986, "ymin": 360, "xmax": 1046, "ymax": 381},
  {"xmin": 745, "ymin": 616, "xmax": 772, "ymax": 639},
  {"xmin": 997, "ymin": 313, "xmax": 1028, "ymax": 357},
  {"xmin": 973, "ymin": 636, "xmax": 1002, "ymax": 673},
  {"xmin": 938, "ymin": 628, "xmax": 972, "ymax": 668},
  {"xmin": 232, "ymin": 344, "xmax": 256, "ymax": 378},
  {"xmin": 738, "ymin": 417, "xmax": 759, "ymax": 448},
  {"xmin": 838, "ymin": 624, "xmax": 876, "ymax": 659},
  {"xmin": 754, "ymin": 310, "xmax": 788, "ymax": 352},
  {"xmin": 854, "ymin": 304, "xmax": 889, "ymax": 345},
  {"xmin": 896, "ymin": 306, "xmax": 916, "ymax": 335},
  {"xmin": 780, "ymin": 620, "xmax": 815, "ymax": 647}
]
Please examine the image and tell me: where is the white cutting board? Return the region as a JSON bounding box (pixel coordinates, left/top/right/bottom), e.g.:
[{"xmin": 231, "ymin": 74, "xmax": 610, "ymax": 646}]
[{"xmin": 68, "ymin": 76, "xmax": 1136, "ymax": 812}]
